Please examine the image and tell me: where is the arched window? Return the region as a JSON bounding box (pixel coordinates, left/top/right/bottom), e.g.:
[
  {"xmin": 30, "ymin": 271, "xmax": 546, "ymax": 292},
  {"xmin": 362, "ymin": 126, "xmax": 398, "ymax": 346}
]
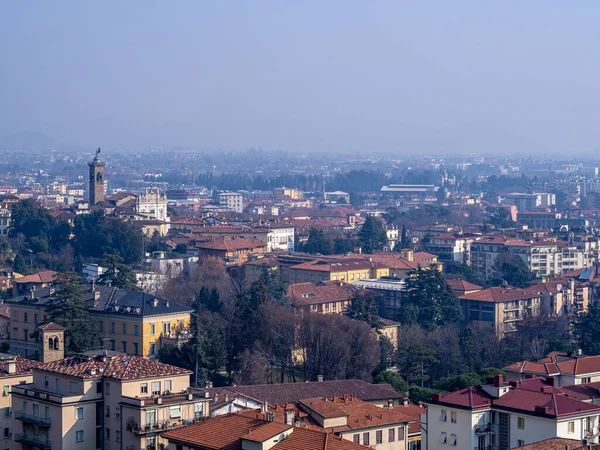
[
  {"xmin": 48, "ymin": 338, "xmax": 53, "ymax": 350},
  {"xmin": 54, "ymin": 338, "xmax": 59, "ymax": 350}
]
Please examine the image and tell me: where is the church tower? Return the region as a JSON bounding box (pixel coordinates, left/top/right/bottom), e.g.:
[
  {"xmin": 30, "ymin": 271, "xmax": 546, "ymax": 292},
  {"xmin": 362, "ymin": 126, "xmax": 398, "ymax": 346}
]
[
  {"xmin": 38, "ymin": 322, "xmax": 65, "ymax": 363},
  {"xmin": 88, "ymin": 148, "xmax": 105, "ymax": 205}
]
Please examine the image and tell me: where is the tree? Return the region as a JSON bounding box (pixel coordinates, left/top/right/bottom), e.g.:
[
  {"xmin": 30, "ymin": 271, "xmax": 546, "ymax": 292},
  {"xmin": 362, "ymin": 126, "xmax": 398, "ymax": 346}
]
[
  {"xmin": 399, "ymin": 265, "xmax": 461, "ymax": 330},
  {"xmin": 97, "ymin": 254, "xmax": 138, "ymax": 290},
  {"xmin": 304, "ymin": 228, "xmax": 332, "ymax": 255},
  {"xmin": 400, "ymin": 225, "xmax": 410, "ymax": 249},
  {"xmin": 573, "ymin": 303, "xmax": 600, "ymax": 355},
  {"xmin": 13, "ymin": 253, "xmax": 27, "ymax": 274},
  {"xmin": 46, "ymin": 273, "xmax": 96, "ymax": 354},
  {"xmin": 358, "ymin": 215, "xmax": 388, "ymax": 254},
  {"xmin": 347, "ymin": 291, "xmax": 383, "ymax": 329},
  {"xmin": 174, "ymin": 244, "xmax": 188, "ymax": 254},
  {"xmin": 374, "ymin": 370, "xmax": 408, "ymax": 395},
  {"xmin": 444, "ymin": 262, "xmax": 481, "ymax": 285},
  {"xmin": 459, "ymin": 327, "xmax": 482, "ymax": 373},
  {"xmin": 433, "ymin": 373, "xmax": 483, "ymax": 392},
  {"xmin": 491, "ymin": 253, "xmax": 534, "ymax": 288},
  {"xmin": 9, "ymin": 199, "xmax": 55, "ymax": 239}
]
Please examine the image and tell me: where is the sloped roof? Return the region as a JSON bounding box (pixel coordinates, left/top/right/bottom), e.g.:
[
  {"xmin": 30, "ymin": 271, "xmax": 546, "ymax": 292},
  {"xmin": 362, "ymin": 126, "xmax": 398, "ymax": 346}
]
[
  {"xmin": 14, "ymin": 270, "xmax": 57, "ymax": 284},
  {"xmin": 37, "ymin": 354, "xmax": 191, "ymax": 380},
  {"xmin": 392, "ymin": 403, "xmax": 425, "ymax": 435},
  {"xmin": 459, "ymin": 286, "xmax": 540, "ymax": 303},
  {"xmin": 197, "ymin": 236, "xmax": 266, "ymax": 251},
  {"xmin": 288, "ymin": 281, "xmax": 362, "ymax": 306},
  {"xmin": 37, "ymin": 322, "xmax": 65, "ymax": 331},
  {"xmin": 0, "ymin": 356, "xmax": 41, "ymax": 378},
  {"xmin": 446, "ymin": 279, "xmax": 482, "ymax": 292},
  {"xmin": 511, "ymin": 438, "xmax": 584, "ymax": 450}
]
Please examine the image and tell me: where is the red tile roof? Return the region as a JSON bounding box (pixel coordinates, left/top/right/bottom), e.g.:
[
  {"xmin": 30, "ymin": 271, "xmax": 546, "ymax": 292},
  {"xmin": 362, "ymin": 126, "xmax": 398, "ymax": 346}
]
[
  {"xmin": 506, "ymin": 354, "xmax": 600, "ymax": 377},
  {"xmin": 163, "ymin": 413, "xmax": 369, "ymax": 450},
  {"xmin": 243, "ymin": 422, "xmax": 292, "ymax": 442},
  {"xmin": 0, "ymin": 356, "xmax": 41, "ymax": 378},
  {"xmin": 512, "ymin": 438, "xmax": 584, "ymax": 450},
  {"xmin": 459, "ymin": 286, "xmax": 540, "ymax": 303},
  {"xmin": 196, "ymin": 236, "xmax": 266, "ymax": 251},
  {"xmin": 37, "ymin": 322, "xmax": 65, "ymax": 331},
  {"xmin": 14, "ymin": 270, "xmax": 57, "ymax": 284},
  {"xmin": 392, "ymin": 403, "xmax": 425, "ymax": 435},
  {"xmin": 288, "ymin": 281, "xmax": 362, "ymax": 306},
  {"xmin": 446, "ymin": 279, "xmax": 482, "ymax": 292},
  {"xmin": 37, "ymin": 354, "xmax": 191, "ymax": 380}
]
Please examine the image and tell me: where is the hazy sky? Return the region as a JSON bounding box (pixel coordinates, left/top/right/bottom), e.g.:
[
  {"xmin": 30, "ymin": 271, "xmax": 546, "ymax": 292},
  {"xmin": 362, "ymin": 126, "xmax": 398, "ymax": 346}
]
[{"xmin": 1, "ymin": 1, "xmax": 599, "ymax": 154}]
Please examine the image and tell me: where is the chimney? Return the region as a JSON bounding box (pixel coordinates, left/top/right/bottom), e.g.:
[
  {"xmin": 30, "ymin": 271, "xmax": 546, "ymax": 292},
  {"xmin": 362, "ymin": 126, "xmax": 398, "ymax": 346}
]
[
  {"xmin": 387, "ymin": 399, "xmax": 394, "ymax": 409},
  {"xmin": 317, "ymin": 375, "xmax": 324, "ymax": 382},
  {"xmin": 494, "ymin": 374, "xmax": 503, "ymax": 387},
  {"xmin": 6, "ymin": 359, "xmax": 16, "ymax": 374},
  {"xmin": 403, "ymin": 396, "xmax": 409, "ymax": 407},
  {"xmin": 284, "ymin": 409, "xmax": 294, "ymax": 426},
  {"xmin": 430, "ymin": 393, "xmax": 442, "ymax": 402},
  {"xmin": 94, "ymin": 290, "xmax": 100, "ymax": 301},
  {"xmin": 261, "ymin": 401, "xmax": 268, "ymax": 413}
]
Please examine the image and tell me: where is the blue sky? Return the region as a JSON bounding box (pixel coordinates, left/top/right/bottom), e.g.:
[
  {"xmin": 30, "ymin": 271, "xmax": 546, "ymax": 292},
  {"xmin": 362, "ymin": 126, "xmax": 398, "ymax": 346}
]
[{"xmin": 1, "ymin": 1, "xmax": 599, "ymax": 154}]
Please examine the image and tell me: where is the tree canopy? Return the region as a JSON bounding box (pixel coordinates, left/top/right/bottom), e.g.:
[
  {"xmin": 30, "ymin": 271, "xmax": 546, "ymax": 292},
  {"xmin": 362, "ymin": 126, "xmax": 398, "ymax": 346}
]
[
  {"xmin": 358, "ymin": 215, "xmax": 388, "ymax": 254},
  {"xmin": 491, "ymin": 253, "xmax": 534, "ymax": 288}
]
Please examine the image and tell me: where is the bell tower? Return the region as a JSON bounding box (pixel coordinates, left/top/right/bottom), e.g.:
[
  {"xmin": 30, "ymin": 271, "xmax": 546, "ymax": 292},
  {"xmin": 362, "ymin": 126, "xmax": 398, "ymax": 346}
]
[
  {"xmin": 38, "ymin": 322, "xmax": 65, "ymax": 363},
  {"xmin": 88, "ymin": 147, "xmax": 105, "ymax": 205}
]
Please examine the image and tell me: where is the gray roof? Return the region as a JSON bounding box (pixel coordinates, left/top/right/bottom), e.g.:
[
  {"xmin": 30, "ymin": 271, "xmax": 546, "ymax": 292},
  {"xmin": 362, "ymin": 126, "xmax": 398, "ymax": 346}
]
[
  {"xmin": 201, "ymin": 379, "xmax": 402, "ymax": 405},
  {"xmin": 7, "ymin": 284, "xmax": 192, "ymax": 317}
]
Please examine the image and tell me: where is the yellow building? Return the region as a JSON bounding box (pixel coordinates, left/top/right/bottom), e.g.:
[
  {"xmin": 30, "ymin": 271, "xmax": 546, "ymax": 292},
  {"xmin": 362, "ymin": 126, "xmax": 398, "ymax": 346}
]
[
  {"xmin": 287, "ymin": 258, "xmax": 389, "ymax": 284},
  {"xmin": 7, "ymin": 285, "xmax": 192, "ymax": 360},
  {"xmin": 11, "ymin": 351, "xmax": 211, "ymax": 450}
]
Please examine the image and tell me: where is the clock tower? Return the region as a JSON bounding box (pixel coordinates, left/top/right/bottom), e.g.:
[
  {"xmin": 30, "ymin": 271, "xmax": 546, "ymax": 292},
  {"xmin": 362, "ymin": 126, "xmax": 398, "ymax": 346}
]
[{"xmin": 88, "ymin": 148, "xmax": 105, "ymax": 205}]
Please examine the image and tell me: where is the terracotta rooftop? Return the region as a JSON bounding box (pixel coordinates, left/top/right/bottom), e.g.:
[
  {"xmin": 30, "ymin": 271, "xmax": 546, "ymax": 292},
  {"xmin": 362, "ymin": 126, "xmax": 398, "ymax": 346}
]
[
  {"xmin": 243, "ymin": 422, "xmax": 292, "ymax": 442},
  {"xmin": 37, "ymin": 354, "xmax": 191, "ymax": 380},
  {"xmin": 0, "ymin": 356, "xmax": 41, "ymax": 378},
  {"xmin": 459, "ymin": 285, "xmax": 540, "ymax": 303},
  {"xmin": 392, "ymin": 403, "xmax": 425, "ymax": 436},
  {"xmin": 163, "ymin": 413, "xmax": 369, "ymax": 450},
  {"xmin": 511, "ymin": 437, "xmax": 584, "ymax": 450},
  {"xmin": 446, "ymin": 279, "xmax": 483, "ymax": 292},
  {"xmin": 37, "ymin": 322, "xmax": 65, "ymax": 331},
  {"xmin": 288, "ymin": 281, "xmax": 363, "ymax": 307},
  {"xmin": 505, "ymin": 354, "xmax": 600, "ymax": 377},
  {"xmin": 14, "ymin": 270, "xmax": 57, "ymax": 284},
  {"xmin": 196, "ymin": 236, "xmax": 266, "ymax": 251}
]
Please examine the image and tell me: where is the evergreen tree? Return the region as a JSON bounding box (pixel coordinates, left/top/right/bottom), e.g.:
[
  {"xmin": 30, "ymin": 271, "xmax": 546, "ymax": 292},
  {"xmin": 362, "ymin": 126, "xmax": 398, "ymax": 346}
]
[
  {"xmin": 400, "ymin": 225, "xmax": 410, "ymax": 249},
  {"xmin": 304, "ymin": 228, "xmax": 332, "ymax": 255},
  {"xmin": 374, "ymin": 370, "xmax": 408, "ymax": 394},
  {"xmin": 573, "ymin": 303, "xmax": 600, "ymax": 355},
  {"xmin": 398, "ymin": 264, "xmax": 461, "ymax": 330},
  {"xmin": 358, "ymin": 215, "xmax": 388, "ymax": 253},
  {"xmin": 347, "ymin": 291, "xmax": 383, "ymax": 329},
  {"xmin": 491, "ymin": 253, "xmax": 534, "ymax": 288},
  {"xmin": 46, "ymin": 273, "xmax": 96, "ymax": 354},
  {"xmin": 13, "ymin": 253, "xmax": 27, "ymax": 274},
  {"xmin": 97, "ymin": 254, "xmax": 138, "ymax": 290},
  {"xmin": 459, "ymin": 327, "xmax": 482, "ymax": 372}
]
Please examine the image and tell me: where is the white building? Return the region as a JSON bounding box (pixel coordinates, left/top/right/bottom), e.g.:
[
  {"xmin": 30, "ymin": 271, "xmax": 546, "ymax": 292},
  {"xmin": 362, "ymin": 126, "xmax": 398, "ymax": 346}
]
[
  {"xmin": 136, "ymin": 186, "xmax": 169, "ymax": 222},
  {"xmin": 324, "ymin": 191, "xmax": 351, "ymax": 203},
  {"xmin": 502, "ymin": 193, "xmax": 556, "ymax": 211},
  {"xmin": 219, "ymin": 192, "xmax": 244, "ymax": 213},
  {"xmin": 266, "ymin": 224, "xmax": 295, "ymax": 252},
  {"xmin": 423, "ymin": 375, "xmax": 600, "ymax": 450},
  {"xmin": 0, "ymin": 207, "xmax": 10, "ymax": 236}
]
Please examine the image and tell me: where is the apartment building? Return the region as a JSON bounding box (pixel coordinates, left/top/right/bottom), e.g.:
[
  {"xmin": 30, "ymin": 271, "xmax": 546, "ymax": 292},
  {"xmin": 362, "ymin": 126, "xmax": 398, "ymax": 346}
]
[
  {"xmin": 218, "ymin": 191, "xmax": 244, "ymax": 213},
  {"xmin": 11, "ymin": 350, "xmax": 210, "ymax": 450},
  {"xmin": 517, "ymin": 211, "xmax": 562, "ymax": 230},
  {"xmin": 273, "ymin": 187, "xmax": 304, "ymax": 200},
  {"xmin": 425, "ymin": 234, "xmax": 478, "ymax": 265},
  {"xmin": 423, "ymin": 375, "xmax": 600, "ymax": 450},
  {"xmin": 502, "ymin": 193, "xmax": 556, "ymax": 211},
  {"xmin": 196, "ymin": 236, "xmax": 266, "ymax": 266},
  {"xmin": 287, "ymin": 259, "xmax": 388, "ymax": 285},
  {"xmin": 470, "ymin": 236, "xmax": 591, "ymax": 281},
  {"xmin": 7, "ymin": 285, "xmax": 192, "ymax": 360},
  {"xmin": 458, "ymin": 285, "xmax": 542, "ymax": 336}
]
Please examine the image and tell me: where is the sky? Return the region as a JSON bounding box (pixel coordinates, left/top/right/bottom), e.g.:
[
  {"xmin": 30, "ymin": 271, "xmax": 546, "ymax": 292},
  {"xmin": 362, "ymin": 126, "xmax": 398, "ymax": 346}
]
[{"xmin": 1, "ymin": 1, "xmax": 599, "ymax": 155}]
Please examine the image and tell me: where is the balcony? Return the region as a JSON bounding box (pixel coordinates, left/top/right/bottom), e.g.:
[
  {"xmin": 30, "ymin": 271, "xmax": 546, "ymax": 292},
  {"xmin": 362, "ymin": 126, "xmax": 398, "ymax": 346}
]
[
  {"xmin": 503, "ymin": 316, "xmax": 520, "ymax": 322},
  {"xmin": 14, "ymin": 434, "xmax": 51, "ymax": 449},
  {"xmin": 127, "ymin": 417, "xmax": 201, "ymax": 434},
  {"xmin": 15, "ymin": 411, "xmax": 52, "ymax": 426}
]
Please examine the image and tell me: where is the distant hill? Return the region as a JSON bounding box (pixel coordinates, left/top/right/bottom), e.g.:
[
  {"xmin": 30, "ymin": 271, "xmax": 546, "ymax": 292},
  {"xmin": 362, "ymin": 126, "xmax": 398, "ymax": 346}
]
[{"xmin": 0, "ymin": 131, "xmax": 68, "ymax": 152}]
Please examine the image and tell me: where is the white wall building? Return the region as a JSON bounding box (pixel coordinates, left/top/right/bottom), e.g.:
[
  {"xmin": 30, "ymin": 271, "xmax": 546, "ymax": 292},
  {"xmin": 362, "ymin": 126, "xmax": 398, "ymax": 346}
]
[
  {"xmin": 219, "ymin": 192, "xmax": 244, "ymax": 213},
  {"xmin": 423, "ymin": 376, "xmax": 600, "ymax": 450},
  {"xmin": 136, "ymin": 186, "xmax": 169, "ymax": 222}
]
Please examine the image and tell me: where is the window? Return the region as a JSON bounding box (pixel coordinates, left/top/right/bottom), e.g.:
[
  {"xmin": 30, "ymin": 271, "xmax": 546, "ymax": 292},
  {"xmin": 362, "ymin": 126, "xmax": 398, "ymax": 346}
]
[
  {"xmin": 24, "ymin": 313, "xmax": 28, "ymax": 323},
  {"xmin": 440, "ymin": 409, "xmax": 447, "ymax": 422},
  {"xmin": 363, "ymin": 433, "xmax": 369, "ymax": 446},
  {"xmin": 150, "ymin": 343, "xmax": 156, "ymax": 356},
  {"xmin": 150, "ymin": 324, "xmax": 156, "ymax": 335},
  {"xmin": 141, "ymin": 383, "xmax": 148, "ymax": 394},
  {"xmin": 105, "ymin": 383, "xmax": 110, "ymax": 394},
  {"xmin": 163, "ymin": 322, "xmax": 171, "ymax": 335},
  {"xmin": 389, "ymin": 428, "xmax": 395, "ymax": 442},
  {"xmin": 517, "ymin": 417, "xmax": 525, "ymax": 429},
  {"xmin": 76, "ymin": 430, "xmax": 84, "ymax": 442},
  {"xmin": 582, "ymin": 377, "xmax": 592, "ymax": 384},
  {"xmin": 353, "ymin": 434, "xmax": 360, "ymax": 443},
  {"xmin": 110, "ymin": 322, "xmax": 115, "ymax": 333},
  {"xmin": 2, "ymin": 386, "xmax": 8, "ymax": 396},
  {"xmin": 376, "ymin": 430, "xmax": 382, "ymax": 444},
  {"xmin": 96, "ymin": 382, "xmax": 102, "ymax": 394},
  {"xmin": 3, "ymin": 408, "xmax": 8, "ymax": 418},
  {"xmin": 568, "ymin": 421, "xmax": 575, "ymax": 433},
  {"xmin": 3, "ymin": 428, "xmax": 8, "ymax": 439},
  {"xmin": 134, "ymin": 325, "xmax": 139, "ymax": 336},
  {"xmin": 105, "ymin": 428, "xmax": 110, "ymax": 440},
  {"xmin": 450, "ymin": 411, "xmax": 457, "ymax": 423},
  {"xmin": 449, "ymin": 434, "xmax": 457, "ymax": 446},
  {"xmin": 165, "ymin": 380, "xmax": 172, "ymax": 393},
  {"xmin": 122, "ymin": 341, "xmax": 127, "ymax": 353},
  {"xmin": 105, "ymin": 406, "xmax": 110, "ymax": 417},
  {"xmin": 76, "ymin": 407, "xmax": 83, "ymax": 420},
  {"xmin": 194, "ymin": 402, "xmax": 204, "ymax": 418},
  {"xmin": 151, "ymin": 381, "xmax": 161, "ymax": 396},
  {"xmin": 398, "ymin": 426, "xmax": 405, "ymax": 440},
  {"xmin": 169, "ymin": 405, "xmax": 181, "ymax": 418},
  {"xmin": 517, "ymin": 440, "xmax": 525, "ymax": 447},
  {"xmin": 116, "ymin": 431, "xmax": 120, "ymax": 443},
  {"xmin": 23, "ymin": 329, "xmax": 28, "ymax": 341},
  {"xmin": 34, "ymin": 314, "xmax": 38, "ymax": 324},
  {"xmin": 440, "ymin": 432, "xmax": 447, "ymax": 444},
  {"xmin": 110, "ymin": 340, "xmax": 115, "ymax": 351},
  {"xmin": 134, "ymin": 343, "xmax": 139, "ymax": 355},
  {"xmin": 69, "ymin": 381, "xmax": 77, "ymax": 393},
  {"xmin": 115, "ymin": 407, "xmax": 120, "ymax": 419},
  {"xmin": 98, "ymin": 321, "xmax": 104, "ymax": 332},
  {"xmin": 122, "ymin": 324, "xmax": 127, "ymax": 334}
]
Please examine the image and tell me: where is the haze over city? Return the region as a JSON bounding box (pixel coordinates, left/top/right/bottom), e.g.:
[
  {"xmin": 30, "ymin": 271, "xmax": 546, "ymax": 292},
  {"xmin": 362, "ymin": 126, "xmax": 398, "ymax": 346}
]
[{"xmin": 1, "ymin": 1, "xmax": 599, "ymax": 154}]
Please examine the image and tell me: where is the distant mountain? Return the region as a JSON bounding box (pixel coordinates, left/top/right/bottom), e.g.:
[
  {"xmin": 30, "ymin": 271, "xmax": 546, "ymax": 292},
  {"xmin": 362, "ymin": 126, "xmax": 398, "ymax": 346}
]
[{"xmin": 0, "ymin": 131, "xmax": 68, "ymax": 152}]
